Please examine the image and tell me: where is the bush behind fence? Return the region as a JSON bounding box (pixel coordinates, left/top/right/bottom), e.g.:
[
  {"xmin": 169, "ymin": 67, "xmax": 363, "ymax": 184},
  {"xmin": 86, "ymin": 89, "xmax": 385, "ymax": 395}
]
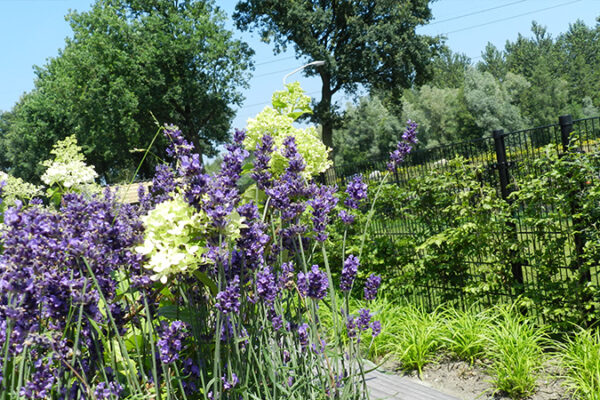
[{"xmin": 327, "ymin": 115, "xmax": 600, "ymax": 331}]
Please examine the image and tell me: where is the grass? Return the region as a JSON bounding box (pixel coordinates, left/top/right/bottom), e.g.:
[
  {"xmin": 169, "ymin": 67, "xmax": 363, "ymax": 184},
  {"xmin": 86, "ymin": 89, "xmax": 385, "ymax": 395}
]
[
  {"xmin": 558, "ymin": 327, "xmax": 600, "ymax": 400},
  {"xmin": 387, "ymin": 303, "xmax": 443, "ymax": 376},
  {"xmin": 320, "ymin": 294, "xmax": 600, "ymax": 400},
  {"xmin": 439, "ymin": 304, "xmax": 494, "ymax": 365},
  {"xmin": 482, "ymin": 305, "xmax": 548, "ymax": 399}
]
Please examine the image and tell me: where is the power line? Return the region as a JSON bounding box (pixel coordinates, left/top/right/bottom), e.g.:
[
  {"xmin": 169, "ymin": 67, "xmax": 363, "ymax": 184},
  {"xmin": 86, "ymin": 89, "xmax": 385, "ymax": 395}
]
[
  {"xmin": 443, "ymin": 0, "xmax": 582, "ymax": 35},
  {"xmin": 254, "ymin": 55, "xmax": 297, "ymax": 66},
  {"xmin": 429, "ymin": 0, "xmax": 528, "ymax": 26},
  {"xmin": 253, "ymin": 67, "xmax": 296, "ymax": 79},
  {"xmin": 239, "ymin": 90, "xmax": 321, "ymax": 111}
]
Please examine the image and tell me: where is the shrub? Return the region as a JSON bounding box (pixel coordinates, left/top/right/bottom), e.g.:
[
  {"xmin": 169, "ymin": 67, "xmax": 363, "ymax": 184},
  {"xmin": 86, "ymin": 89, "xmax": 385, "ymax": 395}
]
[{"xmin": 0, "ymin": 84, "xmax": 417, "ymax": 399}]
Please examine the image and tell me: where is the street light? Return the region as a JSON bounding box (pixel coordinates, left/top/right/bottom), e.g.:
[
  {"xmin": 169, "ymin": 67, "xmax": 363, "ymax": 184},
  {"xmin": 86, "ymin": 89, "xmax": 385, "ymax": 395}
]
[{"xmin": 282, "ymin": 60, "xmax": 325, "ymax": 85}]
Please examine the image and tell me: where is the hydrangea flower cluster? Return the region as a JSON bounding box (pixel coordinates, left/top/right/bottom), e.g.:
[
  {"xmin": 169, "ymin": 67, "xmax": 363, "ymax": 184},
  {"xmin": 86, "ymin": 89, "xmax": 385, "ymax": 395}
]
[
  {"xmin": 135, "ymin": 194, "xmax": 209, "ymax": 283},
  {"xmin": 40, "ymin": 135, "xmax": 99, "ymax": 192},
  {"xmin": 244, "ymin": 82, "xmax": 332, "ymax": 178},
  {"xmin": 0, "ymin": 171, "xmax": 42, "ymax": 208}
]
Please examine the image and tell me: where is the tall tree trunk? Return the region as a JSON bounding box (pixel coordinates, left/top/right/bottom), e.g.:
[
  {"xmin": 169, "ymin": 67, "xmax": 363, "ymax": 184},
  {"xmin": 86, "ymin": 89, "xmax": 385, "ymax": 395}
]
[{"xmin": 319, "ymin": 71, "xmax": 334, "ymax": 160}]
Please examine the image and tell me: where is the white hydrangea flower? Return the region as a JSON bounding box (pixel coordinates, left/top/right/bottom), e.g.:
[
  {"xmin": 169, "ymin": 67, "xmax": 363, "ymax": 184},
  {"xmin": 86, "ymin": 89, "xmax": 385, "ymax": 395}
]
[
  {"xmin": 41, "ymin": 135, "xmax": 99, "ymax": 193},
  {"xmin": 0, "ymin": 171, "xmax": 43, "ymax": 207},
  {"xmin": 244, "ymin": 82, "xmax": 332, "ymax": 178},
  {"xmin": 136, "ymin": 195, "xmax": 209, "ymax": 284}
]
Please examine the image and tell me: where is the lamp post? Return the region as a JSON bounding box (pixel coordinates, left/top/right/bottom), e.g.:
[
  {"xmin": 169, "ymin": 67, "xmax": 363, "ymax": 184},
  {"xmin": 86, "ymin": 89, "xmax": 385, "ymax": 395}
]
[{"xmin": 282, "ymin": 60, "xmax": 325, "ymax": 85}]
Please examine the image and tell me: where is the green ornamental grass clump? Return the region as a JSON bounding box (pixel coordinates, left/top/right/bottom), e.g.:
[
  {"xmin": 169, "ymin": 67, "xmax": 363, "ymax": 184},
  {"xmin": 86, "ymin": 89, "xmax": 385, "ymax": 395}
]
[
  {"xmin": 440, "ymin": 305, "xmax": 494, "ymax": 365},
  {"xmin": 558, "ymin": 327, "xmax": 600, "ymax": 400},
  {"xmin": 389, "ymin": 304, "xmax": 443, "ymax": 376},
  {"xmin": 482, "ymin": 306, "xmax": 548, "ymax": 399}
]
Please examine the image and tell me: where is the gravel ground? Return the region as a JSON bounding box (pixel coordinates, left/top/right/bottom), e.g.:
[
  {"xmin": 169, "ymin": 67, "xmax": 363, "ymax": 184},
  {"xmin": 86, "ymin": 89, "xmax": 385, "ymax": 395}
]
[{"xmin": 380, "ymin": 358, "xmax": 572, "ymax": 400}]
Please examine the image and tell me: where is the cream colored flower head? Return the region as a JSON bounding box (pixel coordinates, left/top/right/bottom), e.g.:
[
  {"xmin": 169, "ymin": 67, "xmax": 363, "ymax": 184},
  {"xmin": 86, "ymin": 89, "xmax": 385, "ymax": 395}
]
[
  {"xmin": 41, "ymin": 135, "xmax": 99, "ymax": 191},
  {"xmin": 244, "ymin": 82, "xmax": 332, "ymax": 178}
]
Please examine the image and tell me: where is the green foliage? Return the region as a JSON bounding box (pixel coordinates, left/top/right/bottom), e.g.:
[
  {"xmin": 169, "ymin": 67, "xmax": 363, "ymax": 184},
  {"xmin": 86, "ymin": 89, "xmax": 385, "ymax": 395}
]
[
  {"xmin": 333, "ymin": 96, "xmax": 404, "ymax": 166},
  {"xmin": 440, "ymin": 305, "xmax": 495, "ymax": 365},
  {"xmin": 401, "ymin": 84, "xmax": 481, "ymax": 147},
  {"xmin": 509, "ymin": 140, "xmax": 600, "ymax": 330},
  {"xmin": 477, "ymin": 20, "xmax": 600, "ymax": 126},
  {"xmin": 462, "ymin": 68, "xmax": 527, "ymax": 132},
  {"xmin": 482, "ymin": 306, "xmax": 548, "ymax": 399},
  {"xmin": 428, "ymin": 46, "xmax": 472, "ymax": 89},
  {"xmin": 234, "ymin": 0, "xmax": 440, "ymax": 154},
  {"xmin": 330, "ymin": 138, "xmax": 600, "ymax": 330},
  {"xmin": 3, "ymin": 0, "xmax": 253, "ymax": 183},
  {"xmin": 558, "ymin": 327, "xmax": 600, "ymax": 400},
  {"xmin": 401, "ymin": 68, "xmax": 529, "ymax": 147},
  {"xmin": 388, "ymin": 304, "xmax": 442, "ymax": 375}
]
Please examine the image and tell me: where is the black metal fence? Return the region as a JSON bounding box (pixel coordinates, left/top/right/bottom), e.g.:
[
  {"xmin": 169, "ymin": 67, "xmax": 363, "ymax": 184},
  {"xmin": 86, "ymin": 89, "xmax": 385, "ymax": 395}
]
[{"xmin": 327, "ymin": 114, "xmax": 600, "ymax": 325}]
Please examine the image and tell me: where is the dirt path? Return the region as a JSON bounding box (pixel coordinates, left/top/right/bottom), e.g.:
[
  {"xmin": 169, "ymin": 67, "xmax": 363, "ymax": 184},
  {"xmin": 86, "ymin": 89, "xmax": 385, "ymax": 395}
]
[{"xmin": 381, "ymin": 359, "xmax": 571, "ymax": 400}]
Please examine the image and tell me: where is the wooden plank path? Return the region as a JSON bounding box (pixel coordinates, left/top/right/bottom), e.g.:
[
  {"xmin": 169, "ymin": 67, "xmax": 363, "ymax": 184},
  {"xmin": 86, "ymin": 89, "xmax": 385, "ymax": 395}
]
[{"xmin": 365, "ymin": 369, "xmax": 460, "ymax": 400}]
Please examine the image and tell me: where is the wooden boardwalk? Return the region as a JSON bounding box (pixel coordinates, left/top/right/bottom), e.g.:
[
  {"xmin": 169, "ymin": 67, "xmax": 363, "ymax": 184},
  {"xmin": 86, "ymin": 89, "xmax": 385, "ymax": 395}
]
[{"xmin": 366, "ymin": 369, "xmax": 460, "ymax": 400}]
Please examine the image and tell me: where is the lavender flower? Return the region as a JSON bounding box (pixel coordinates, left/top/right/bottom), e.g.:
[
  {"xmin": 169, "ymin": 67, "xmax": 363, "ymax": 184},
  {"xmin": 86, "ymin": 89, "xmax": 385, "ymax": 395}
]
[
  {"xmin": 344, "ymin": 175, "xmax": 368, "ymax": 209},
  {"xmin": 297, "ymin": 265, "xmax": 329, "ymax": 300},
  {"xmin": 388, "ymin": 120, "xmax": 419, "ymax": 171},
  {"xmin": 346, "ymin": 315, "xmax": 357, "ymax": 339},
  {"xmin": 278, "ymin": 262, "xmax": 295, "ymax": 290},
  {"xmin": 282, "ymin": 136, "xmax": 305, "ymax": 173},
  {"xmin": 216, "ymin": 275, "xmax": 241, "ymax": 314},
  {"xmin": 338, "ymin": 209, "xmax": 355, "ymax": 225},
  {"xmin": 271, "ymin": 314, "xmax": 283, "ymax": 331},
  {"xmin": 340, "ymin": 255, "xmax": 359, "ymax": 292},
  {"xmin": 308, "ymin": 184, "xmax": 338, "ymax": 242},
  {"xmin": 402, "ymin": 119, "xmax": 418, "ymax": 144},
  {"xmin": 222, "ymin": 373, "xmax": 239, "ymax": 390},
  {"xmin": 164, "ymin": 124, "xmax": 194, "ymax": 158},
  {"xmin": 364, "ymin": 274, "xmax": 382, "ymax": 301},
  {"xmin": 357, "ymin": 308, "xmax": 372, "ymax": 331},
  {"xmin": 371, "ymin": 320, "xmax": 382, "ymax": 337},
  {"xmin": 157, "ymin": 321, "xmax": 189, "ymax": 364},
  {"xmin": 256, "ymin": 266, "xmax": 278, "ymax": 305},
  {"xmin": 252, "ymin": 135, "xmax": 275, "ymax": 189},
  {"xmin": 298, "ymin": 323, "xmax": 309, "ymax": 349},
  {"xmin": 94, "ymin": 382, "xmax": 123, "ymax": 400},
  {"xmin": 237, "ymin": 202, "xmax": 269, "ymax": 271}
]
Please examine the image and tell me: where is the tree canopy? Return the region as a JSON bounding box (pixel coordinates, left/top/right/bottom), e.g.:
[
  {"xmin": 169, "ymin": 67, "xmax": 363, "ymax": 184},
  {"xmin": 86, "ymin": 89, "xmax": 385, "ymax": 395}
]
[
  {"xmin": 400, "ymin": 19, "xmax": 600, "ymax": 148},
  {"xmin": 233, "ymin": 0, "xmax": 440, "ymax": 158},
  {"xmin": 2, "ymin": 0, "xmax": 253, "ymax": 183},
  {"xmin": 333, "ymin": 96, "xmax": 403, "ymax": 166}
]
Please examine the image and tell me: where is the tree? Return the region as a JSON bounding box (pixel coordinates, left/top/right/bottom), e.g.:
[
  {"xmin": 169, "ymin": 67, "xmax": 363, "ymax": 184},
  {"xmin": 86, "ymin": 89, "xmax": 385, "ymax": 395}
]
[
  {"xmin": 333, "ymin": 96, "xmax": 403, "ymax": 166},
  {"xmin": 0, "ymin": 111, "xmax": 12, "ymax": 171},
  {"xmin": 233, "ymin": 0, "xmax": 440, "ymax": 158},
  {"xmin": 463, "ymin": 68, "xmax": 527, "ymax": 133},
  {"xmin": 4, "ymin": 0, "xmax": 253, "ymax": 183},
  {"xmin": 428, "ymin": 46, "xmax": 472, "ymax": 89},
  {"xmin": 401, "ymin": 84, "xmax": 481, "ymax": 147}
]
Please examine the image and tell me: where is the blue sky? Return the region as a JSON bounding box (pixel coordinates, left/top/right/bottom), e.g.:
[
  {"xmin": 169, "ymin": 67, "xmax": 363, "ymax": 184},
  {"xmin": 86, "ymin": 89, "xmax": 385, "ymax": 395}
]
[{"xmin": 0, "ymin": 0, "xmax": 598, "ymax": 134}]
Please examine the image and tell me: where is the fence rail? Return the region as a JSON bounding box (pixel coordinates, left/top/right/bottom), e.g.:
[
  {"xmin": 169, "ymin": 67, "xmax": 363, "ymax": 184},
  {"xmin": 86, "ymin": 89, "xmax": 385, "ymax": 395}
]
[{"xmin": 328, "ymin": 114, "xmax": 600, "ymax": 326}]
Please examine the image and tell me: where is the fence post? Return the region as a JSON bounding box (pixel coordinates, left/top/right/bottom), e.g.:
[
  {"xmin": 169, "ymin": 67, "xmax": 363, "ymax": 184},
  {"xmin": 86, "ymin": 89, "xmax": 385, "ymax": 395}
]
[
  {"xmin": 493, "ymin": 129, "xmax": 524, "ymax": 289},
  {"xmin": 493, "ymin": 130, "xmax": 511, "ymax": 200},
  {"xmin": 558, "ymin": 115, "xmax": 592, "ymax": 300},
  {"xmin": 559, "ymin": 114, "xmax": 573, "ymax": 151}
]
